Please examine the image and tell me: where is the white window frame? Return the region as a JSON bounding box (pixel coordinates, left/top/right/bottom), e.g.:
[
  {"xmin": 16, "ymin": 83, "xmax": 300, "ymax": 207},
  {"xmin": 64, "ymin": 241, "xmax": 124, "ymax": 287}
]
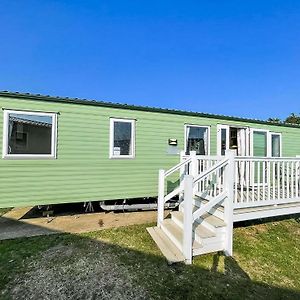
[
  {"xmin": 250, "ymin": 128, "xmax": 269, "ymax": 157},
  {"xmin": 250, "ymin": 128, "xmax": 282, "ymax": 157},
  {"xmin": 184, "ymin": 124, "xmax": 210, "ymax": 155},
  {"xmin": 109, "ymin": 118, "xmax": 135, "ymax": 159},
  {"xmin": 217, "ymin": 124, "xmax": 250, "ymax": 156},
  {"xmin": 2, "ymin": 109, "xmax": 58, "ymax": 159},
  {"xmin": 270, "ymin": 132, "xmax": 282, "ymax": 157},
  {"xmin": 217, "ymin": 124, "xmax": 230, "ymax": 156}
]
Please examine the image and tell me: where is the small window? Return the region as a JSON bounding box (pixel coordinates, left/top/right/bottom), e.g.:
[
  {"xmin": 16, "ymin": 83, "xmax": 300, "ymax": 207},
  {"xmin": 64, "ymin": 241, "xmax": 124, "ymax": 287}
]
[
  {"xmin": 252, "ymin": 130, "xmax": 267, "ymax": 157},
  {"xmin": 2, "ymin": 110, "xmax": 57, "ymax": 159},
  {"xmin": 185, "ymin": 125, "xmax": 209, "ymax": 155},
  {"xmin": 271, "ymin": 133, "xmax": 281, "ymax": 157},
  {"xmin": 220, "ymin": 128, "xmax": 227, "ymax": 155},
  {"xmin": 110, "ymin": 118, "xmax": 135, "ymax": 158}
]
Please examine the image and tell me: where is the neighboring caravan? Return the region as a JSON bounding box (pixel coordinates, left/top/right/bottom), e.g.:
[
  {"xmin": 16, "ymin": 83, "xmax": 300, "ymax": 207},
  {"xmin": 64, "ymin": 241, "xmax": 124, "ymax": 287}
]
[{"xmin": 1, "ymin": 91, "xmax": 300, "ymax": 209}]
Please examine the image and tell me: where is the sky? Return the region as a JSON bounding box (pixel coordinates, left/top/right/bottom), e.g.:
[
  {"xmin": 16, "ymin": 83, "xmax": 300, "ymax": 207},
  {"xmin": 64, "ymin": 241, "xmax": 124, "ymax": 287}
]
[{"xmin": 1, "ymin": 0, "xmax": 300, "ymax": 120}]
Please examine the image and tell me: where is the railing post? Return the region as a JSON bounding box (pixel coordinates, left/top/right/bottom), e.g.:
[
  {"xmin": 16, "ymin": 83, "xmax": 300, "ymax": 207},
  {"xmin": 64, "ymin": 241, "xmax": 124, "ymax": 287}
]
[
  {"xmin": 183, "ymin": 175, "xmax": 194, "ymax": 264},
  {"xmin": 157, "ymin": 169, "xmax": 165, "ymax": 227},
  {"xmin": 190, "ymin": 151, "xmax": 197, "ymax": 177},
  {"xmin": 224, "ymin": 150, "xmax": 235, "ymax": 256},
  {"xmin": 190, "ymin": 151, "xmax": 198, "ymax": 193},
  {"xmin": 179, "ymin": 150, "xmax": 186, "ymax": 202}
]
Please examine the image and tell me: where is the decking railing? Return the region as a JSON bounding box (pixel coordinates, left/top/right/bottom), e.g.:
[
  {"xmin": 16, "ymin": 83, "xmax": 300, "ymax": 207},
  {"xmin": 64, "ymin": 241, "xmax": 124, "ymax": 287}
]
[
  {"xmin": 156, "ymin": 152, "xmax": 300, "ymax": 262},
  {"xmin": 157, "ymin": 151, "xmax": 235, "ymax": 262},
  {"xmin": 157, "ymin": 154, "xmax": 192, "ymax": 225},
  {"xmin": 233, "ymin": 157, "xmax": 300, "ymax": 208}
]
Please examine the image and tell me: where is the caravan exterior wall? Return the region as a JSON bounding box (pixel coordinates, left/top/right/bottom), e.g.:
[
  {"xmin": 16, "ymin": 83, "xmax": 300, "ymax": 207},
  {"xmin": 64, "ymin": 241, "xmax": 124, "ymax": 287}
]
[{"xmin": 1, "ymin": 93, "xmax": 300, "ymax": 208}]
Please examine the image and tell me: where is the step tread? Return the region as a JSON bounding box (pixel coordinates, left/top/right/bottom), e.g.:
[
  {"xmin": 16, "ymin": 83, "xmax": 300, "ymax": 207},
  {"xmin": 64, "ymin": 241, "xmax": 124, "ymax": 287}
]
[
  {"xmin": 194, "ymin": 222, "xmax": 216, "ymax": 238},
  {"xmin": 177, "ymin": 207, "xmax": 226, "ymax": 228},
  {"xmin": 201, "ymin": 213, "xmax": 226, "ymax": 227},
  {"xmin": 162, "ymin": 219, "xmax": 202, "ymax": 250},
  {"xmin": 171, "ymin": 211, "xmax": 216, "ymax": 238},
  {"xmin": 193, "ymin": 195, "xmax": 225, "ymax": 212},
  {"xmin": 147, "ymin": 227, "xmax": 184, "ymax": 263}
]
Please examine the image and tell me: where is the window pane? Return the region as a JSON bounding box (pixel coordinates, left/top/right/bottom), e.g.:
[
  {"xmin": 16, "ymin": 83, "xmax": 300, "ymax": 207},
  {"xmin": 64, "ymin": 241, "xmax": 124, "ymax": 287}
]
[
  {"xmin": 113, "ymin": 121, "xmax": 132, "ymax": 156},
  {"xmin": 253, "ymin": 131, "xmax": 267, "ymax": 156},
  {"xmin": 8, "ymin": 113, "xmax": 52, "ymax": 155},
  {"xmin": 186, "ymin": 126, "xmax": 208, "ymax": 155},
  {"xmin": 221, "ymin": 128, "xmax": 227, "ymax": 155},
  {"xmin": 271, "ymin": 134, "xmax": 281, "ymax": 157}
]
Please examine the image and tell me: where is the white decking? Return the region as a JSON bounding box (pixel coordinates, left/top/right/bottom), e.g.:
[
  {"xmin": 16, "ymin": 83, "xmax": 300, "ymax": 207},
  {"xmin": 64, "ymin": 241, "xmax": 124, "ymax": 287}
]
[
  {"xmin": 149, "ymin": 151, "xmax": 300, "ymax": 264},
  {"xmin": 147, "ymin": 209, "xmax": 226, "ymax": 263}
]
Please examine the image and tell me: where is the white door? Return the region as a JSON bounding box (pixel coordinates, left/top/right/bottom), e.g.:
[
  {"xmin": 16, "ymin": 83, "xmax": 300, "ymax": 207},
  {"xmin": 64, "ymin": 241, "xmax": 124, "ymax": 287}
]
[
  {"xmin": 217, "ymin": 125, "xmax": 230, "ymax": 156},
  {"xmin": 217, "ymin": 125, "xmax": 250, "ymax": 156}
]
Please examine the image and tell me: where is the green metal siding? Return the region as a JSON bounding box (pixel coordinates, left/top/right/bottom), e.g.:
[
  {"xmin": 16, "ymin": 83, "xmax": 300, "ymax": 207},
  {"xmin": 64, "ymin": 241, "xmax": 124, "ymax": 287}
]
[{"xmin": 1, "ymin": 96, "xmax": 300, "ymax": 208}]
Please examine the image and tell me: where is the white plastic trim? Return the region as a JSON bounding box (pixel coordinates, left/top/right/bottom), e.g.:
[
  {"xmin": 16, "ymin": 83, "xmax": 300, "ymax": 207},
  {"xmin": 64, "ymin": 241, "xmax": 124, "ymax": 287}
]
[
  {"xmin": 184, "ymin": 124, "xmax": 210, "ymax": 155},
  {"xmin": 109, "ymin": 117, "xmax": 135, "ymax": 159},
  {"xmin": 2, "ymin": 109, "xmax": 57, "ymax": 160}
]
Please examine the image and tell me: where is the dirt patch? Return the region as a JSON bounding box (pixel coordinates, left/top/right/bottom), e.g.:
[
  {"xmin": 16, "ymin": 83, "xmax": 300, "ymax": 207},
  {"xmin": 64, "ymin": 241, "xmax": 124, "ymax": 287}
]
[
  {"xmin": 3, "ymin": 242, "xmax": 149, "ymax": 300},
  {"xmin": 0, "ymin": 210, "xmax": 166, "ymax": 241}
]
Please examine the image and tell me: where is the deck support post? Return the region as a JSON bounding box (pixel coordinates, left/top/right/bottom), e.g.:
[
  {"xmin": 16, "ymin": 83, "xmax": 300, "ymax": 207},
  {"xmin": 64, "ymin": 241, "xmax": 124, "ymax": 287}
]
[
  {"xmin": 183, "ymin": 175, "xmax": 194, "ymax": 264},
  {"xmin": 224, "ymin": 150, "xmax": 235, "ymax": 256},
  {"xmin": 157, "ymin": 169, "xmax": 165, "ymax": 227}
]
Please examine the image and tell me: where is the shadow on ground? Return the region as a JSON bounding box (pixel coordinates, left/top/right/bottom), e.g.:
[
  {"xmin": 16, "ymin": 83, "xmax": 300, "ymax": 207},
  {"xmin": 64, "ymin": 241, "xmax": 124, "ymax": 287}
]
[{"xmin": 0, "ymin": 216, "xmax": 299, "ymax": 300}]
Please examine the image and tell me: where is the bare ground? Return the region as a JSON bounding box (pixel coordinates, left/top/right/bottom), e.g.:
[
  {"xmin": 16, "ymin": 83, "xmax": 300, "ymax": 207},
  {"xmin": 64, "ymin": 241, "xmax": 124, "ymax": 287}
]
[{"xmin": 0, "ymin": 208, "xmax": 164, "ymax": 240}]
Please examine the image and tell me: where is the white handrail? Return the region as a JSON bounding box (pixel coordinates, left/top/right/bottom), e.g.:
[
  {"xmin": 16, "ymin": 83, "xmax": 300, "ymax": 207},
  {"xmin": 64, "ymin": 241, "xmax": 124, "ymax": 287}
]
[
  {"xmin": 164, "ymin": 157, "xmax": 192, "ymax": 177},
  {"xmin": 193, "ymin": 158, "xmax": 229, "ymax": 184},
  {"xmin": 192, "ymin": 191, "xmax": 227, "ymax": 221},
  {"xmin": 181, "ymin": 154, "xmax": 223, "ymax": 160},
  {"xmin": 164, "ymin": 186, "xmax": 182, "ymax": 202}
]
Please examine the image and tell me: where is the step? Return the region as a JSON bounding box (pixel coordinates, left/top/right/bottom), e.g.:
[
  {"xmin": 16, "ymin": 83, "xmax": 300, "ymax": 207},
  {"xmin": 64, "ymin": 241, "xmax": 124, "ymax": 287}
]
[
  {"xmin": 178, "ymin": 205, "xmax": 226, "ymax": 228},
  {"xmin": 171, "ymin": 211, "xmax": 216, "ymax": 239},
  {"xmin": 201, "ymin": 212, "xmax": 226, "ymax": 228},
  {"xmin": 160, "ymin": 219, "xmax": 202, "ymax": 252},
  {"xmin": 180, "ymin": 196, "xmax": 224, "ymax": 220},
  {"xmin": 171, "ymin": 211, "xmax": 226, "ymax": 246},
  {"xmin": 146, "ymin": 226, "xmax": 184, "ymax": 264},
  {"xmin": 194, "ymin": 195, "xmax": 224, "ymax": 212},
  {"xmin": 193, "ymin": 195, "xmax": 225, "ymax": 219},
  {"xmin": 193, "ymin": 239, "xmax": 225, "ymax": 256}
]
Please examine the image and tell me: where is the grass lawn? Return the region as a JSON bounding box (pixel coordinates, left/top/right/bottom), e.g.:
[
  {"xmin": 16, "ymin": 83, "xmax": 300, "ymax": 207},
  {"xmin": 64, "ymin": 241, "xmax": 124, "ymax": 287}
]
[{"xmin": 0, "ymin": 217, "xmax": 299, "ymax": 299}]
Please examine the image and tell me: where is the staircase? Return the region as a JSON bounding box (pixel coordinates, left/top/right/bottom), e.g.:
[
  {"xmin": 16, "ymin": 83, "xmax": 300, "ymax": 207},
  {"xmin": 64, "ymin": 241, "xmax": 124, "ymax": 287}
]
[{"xmin": 147, "ymin": 151, "xmax": 235, "ymax": 264}]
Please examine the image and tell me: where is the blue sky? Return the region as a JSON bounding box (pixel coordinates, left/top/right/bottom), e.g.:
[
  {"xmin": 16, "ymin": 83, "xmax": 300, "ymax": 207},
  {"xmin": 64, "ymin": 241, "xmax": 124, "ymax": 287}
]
[{"xmin": 1, "ymin": 1, "xmax": 300, "ymax": 120}]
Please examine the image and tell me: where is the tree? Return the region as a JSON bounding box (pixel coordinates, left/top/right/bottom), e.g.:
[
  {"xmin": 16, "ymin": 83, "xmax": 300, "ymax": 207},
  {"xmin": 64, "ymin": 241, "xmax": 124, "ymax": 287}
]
[
  {"xmin": 267, "ymin": 117, "xmax": 281, "ymax": 123},
  {"xmin": 285, "ymin": 113, "xmax": 300, "ymax": 125}
]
